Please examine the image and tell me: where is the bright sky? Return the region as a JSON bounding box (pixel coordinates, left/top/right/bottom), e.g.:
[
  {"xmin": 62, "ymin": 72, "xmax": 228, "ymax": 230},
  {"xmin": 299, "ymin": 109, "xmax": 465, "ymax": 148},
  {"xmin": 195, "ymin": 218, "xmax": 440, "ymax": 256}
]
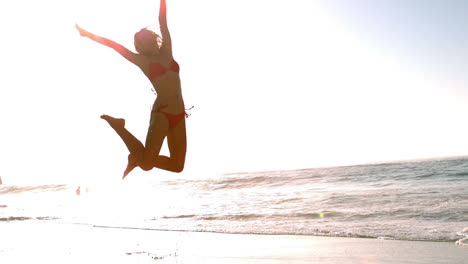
[{"xmin": 1, "ymin": 0, "xmax": 467, "ymax": 185}]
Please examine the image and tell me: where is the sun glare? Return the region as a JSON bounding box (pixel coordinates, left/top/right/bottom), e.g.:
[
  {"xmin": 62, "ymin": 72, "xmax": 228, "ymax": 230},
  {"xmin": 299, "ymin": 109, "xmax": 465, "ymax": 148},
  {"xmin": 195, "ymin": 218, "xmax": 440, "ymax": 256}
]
[{"xmin": 1, "ymin": 0, "xmax": 467, "ymax": 185}]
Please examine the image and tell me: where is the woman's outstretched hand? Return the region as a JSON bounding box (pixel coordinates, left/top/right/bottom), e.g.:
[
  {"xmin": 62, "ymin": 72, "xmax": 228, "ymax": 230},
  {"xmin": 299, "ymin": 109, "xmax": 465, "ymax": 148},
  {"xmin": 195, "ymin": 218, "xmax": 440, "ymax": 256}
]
[{"xmin": 75, "ymin": 24, "xmax": 90, "ymax": 37}]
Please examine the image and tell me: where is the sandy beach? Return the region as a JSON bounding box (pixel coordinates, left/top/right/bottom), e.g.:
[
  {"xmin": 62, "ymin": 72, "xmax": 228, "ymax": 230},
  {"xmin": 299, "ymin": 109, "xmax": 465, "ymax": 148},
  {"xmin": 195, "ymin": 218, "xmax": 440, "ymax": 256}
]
[{"xmin": 1, "ymin": 222, "xmax": 467, "ymax": 264}]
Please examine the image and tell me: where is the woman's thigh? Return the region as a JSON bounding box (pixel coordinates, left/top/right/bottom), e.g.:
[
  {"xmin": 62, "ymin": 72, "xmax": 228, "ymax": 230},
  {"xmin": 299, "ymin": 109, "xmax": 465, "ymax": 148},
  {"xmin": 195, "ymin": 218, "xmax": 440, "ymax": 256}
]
[
  {"xmin": 167, "ymin": 118, "xmax": 187, "ymax": 165},
  {"xmin": 144, "ymin": 112, "xmax": 170, "ymax": 159}
]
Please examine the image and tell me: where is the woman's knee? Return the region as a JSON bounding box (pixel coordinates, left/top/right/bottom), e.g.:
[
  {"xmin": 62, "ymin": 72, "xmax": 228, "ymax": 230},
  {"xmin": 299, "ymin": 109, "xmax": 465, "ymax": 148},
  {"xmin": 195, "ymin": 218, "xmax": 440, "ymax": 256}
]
[
  {"xmin": 170, "ymin": 159, "xmax": 185, "ymax": 173},
  {"xmin": 140, "ymin": 155, "xmax": 156, "ymax": 171},
  {"xmin": 153, "ymin": 155, "xmax": 184, "ymax": 173},
  {"xmin": 173, "ymin": 163, "xmax": 184, "ymax": 173},
  {"xmin": 140, "ymin": 162, "xmax": 154, "ymax": 171}
]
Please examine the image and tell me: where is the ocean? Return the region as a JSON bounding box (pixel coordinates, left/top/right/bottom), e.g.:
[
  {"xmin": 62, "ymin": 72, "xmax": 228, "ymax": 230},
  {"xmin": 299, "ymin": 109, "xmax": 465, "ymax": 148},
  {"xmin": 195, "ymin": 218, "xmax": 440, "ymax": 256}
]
[{"xmin": 1, "ymin": 156, "xmax": 467, "ymax": 246}]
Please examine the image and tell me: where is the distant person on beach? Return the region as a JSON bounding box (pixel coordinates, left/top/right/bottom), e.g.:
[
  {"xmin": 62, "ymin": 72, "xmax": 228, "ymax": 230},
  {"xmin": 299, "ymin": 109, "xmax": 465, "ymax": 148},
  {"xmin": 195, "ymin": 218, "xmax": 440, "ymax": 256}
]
[{"xmin": 76, "ymin": 0, "xmax": 187, "ymax": 178}]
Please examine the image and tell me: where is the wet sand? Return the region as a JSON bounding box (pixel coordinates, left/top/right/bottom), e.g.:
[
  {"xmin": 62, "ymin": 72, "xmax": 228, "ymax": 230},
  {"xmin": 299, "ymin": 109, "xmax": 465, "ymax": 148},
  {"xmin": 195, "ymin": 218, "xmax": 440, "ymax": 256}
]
[{"xmin": 1, "ymin": 222, "xmax": 467, "ymax": 264}]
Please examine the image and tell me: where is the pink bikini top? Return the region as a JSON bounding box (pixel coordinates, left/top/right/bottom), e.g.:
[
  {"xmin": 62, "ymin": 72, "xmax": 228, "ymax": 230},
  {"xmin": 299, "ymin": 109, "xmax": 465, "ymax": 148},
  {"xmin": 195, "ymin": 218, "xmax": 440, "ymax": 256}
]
[{"xmin": 149, "ymin": 59, "xmax": 180, "ymax": 81}]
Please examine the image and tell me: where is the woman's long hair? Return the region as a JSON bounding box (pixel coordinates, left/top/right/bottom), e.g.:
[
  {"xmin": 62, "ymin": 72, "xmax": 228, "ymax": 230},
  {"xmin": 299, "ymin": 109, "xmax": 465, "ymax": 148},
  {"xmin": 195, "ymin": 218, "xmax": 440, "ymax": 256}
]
[{"xmin": 134, "ymin": 27, "xmax": 162, "ymax": 56}]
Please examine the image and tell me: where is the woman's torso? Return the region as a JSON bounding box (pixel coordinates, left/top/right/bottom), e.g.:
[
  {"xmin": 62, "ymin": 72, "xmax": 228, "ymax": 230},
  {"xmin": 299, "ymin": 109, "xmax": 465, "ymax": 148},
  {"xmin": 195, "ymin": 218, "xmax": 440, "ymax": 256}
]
[{"xmin": 140, "ymin": 56, "xmax": 185, "ymax": 114}]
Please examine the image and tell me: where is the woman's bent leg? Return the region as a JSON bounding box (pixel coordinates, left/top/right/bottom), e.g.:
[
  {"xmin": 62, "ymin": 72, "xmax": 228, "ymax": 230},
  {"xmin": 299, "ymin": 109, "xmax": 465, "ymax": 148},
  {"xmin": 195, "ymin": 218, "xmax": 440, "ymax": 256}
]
[
  {"xmin": 140, "ymin": 112, "xmax": 169, "ymax": 171},
  {"xmin": 101, "ymin": 114, "xmax": 167, "ymax": 174},
  {"xmin": 154, "ymin": 118, "xmax": 186, "ymax": 173},
  {"xmin": 101, "ymin": 115, "xmax": 145, "ymax": 154}
]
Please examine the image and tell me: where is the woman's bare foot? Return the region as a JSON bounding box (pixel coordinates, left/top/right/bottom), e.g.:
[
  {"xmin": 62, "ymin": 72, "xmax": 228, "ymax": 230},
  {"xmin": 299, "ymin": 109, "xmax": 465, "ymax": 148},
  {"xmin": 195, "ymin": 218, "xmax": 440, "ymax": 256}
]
[
  {"xmin": 100, "ymin": 115, "xmax": 125, "ymax": 130},
  {"xmin": 123, "ymin": 154, "xmax": 138, "ymax": 179}
]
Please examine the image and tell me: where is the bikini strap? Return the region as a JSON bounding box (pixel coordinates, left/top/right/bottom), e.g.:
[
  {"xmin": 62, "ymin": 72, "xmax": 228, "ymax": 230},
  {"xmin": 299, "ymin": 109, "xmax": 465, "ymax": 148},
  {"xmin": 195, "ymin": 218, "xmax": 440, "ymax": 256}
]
[{"xmin": 185, "ymin": 106, "xmax": 194, "ymax": 118}]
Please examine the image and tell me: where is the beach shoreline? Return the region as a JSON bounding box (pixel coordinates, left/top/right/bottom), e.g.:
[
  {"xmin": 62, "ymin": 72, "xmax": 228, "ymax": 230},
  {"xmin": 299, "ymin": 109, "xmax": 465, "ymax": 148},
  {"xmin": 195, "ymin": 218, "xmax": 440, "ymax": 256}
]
[{"xmin": 1, "ymin": 221, "xmax": 467, "ymax": 264}]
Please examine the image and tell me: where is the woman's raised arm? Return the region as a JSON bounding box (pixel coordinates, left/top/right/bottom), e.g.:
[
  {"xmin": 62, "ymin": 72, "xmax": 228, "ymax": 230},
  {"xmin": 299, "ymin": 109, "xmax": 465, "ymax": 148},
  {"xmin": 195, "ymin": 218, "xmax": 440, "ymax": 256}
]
[
  {"xmin": 159, "ymin": 0, "xmax": 173, "ymax": 56},
  {"xmin": 76, "ymin": 24, "xmax": 140, "ymax": 65}
]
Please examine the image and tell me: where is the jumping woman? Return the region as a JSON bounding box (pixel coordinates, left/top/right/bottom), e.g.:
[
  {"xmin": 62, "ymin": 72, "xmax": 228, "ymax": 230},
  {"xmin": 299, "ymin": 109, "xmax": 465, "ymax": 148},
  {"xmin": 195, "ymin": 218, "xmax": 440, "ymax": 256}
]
[{"xmin": 76, "ymin": 0, "xmax": 187, "ymax": 178}]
